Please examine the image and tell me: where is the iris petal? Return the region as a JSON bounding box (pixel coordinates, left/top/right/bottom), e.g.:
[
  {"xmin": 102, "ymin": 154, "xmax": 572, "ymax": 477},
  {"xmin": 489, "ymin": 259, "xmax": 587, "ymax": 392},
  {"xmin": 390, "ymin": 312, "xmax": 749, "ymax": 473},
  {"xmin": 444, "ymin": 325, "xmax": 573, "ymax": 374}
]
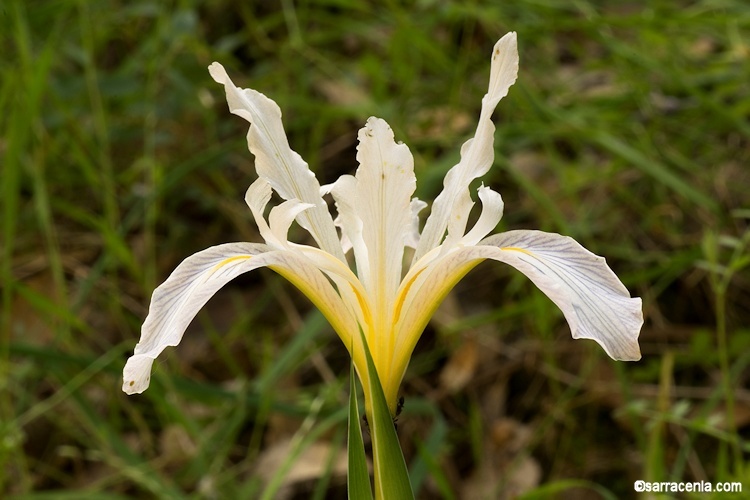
[
  {"xmin": 123, "ymin": 243, "xmax": 356, "ymax": 394},
  {"xmin": 330, "ymin": 117, "xmax": 418, "ymax": 374},
  {"xmin": 478, "ymin": 230, "xmax": 642, "ymax": 361},
  {"xmin": 389, "ymin": 230, "xmax": 642, "ymax": 402},
  {"xmin": 459, "ymin": 185, "xmax": 504, "ymax": 247},
  {"xmin": 209, "ymin": 63, "xmax": 344, "ymax": 260},
  {"xmin": 414, "ymin": 32, "xmax": 519, "ymax": 262}
]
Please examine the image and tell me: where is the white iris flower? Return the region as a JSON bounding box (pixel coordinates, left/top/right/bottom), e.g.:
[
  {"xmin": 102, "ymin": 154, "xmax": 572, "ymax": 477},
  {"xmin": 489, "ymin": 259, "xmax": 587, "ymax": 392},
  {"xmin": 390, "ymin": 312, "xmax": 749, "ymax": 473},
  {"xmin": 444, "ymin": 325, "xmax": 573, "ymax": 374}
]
[{"xmin": 123, "ymin": 33, "xmax": 642, "ymax": 413}]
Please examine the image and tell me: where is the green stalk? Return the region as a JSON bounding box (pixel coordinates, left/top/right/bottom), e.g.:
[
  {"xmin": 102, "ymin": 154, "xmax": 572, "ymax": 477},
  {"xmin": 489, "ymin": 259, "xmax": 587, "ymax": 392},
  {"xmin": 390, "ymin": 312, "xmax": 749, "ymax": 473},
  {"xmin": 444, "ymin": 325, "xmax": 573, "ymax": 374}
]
[
  {"xmin": 702, "ymin": 229, "xmax": 748, "ymax": 475},
  {"xmin": 715, "ymin": 284, "xmax": 740, "ymax": 473},
  {"xmin": 348, "ymin": 363, "xmax": 373, "ymax": 499},
  {"xmin": 357, "ymin": 327, "xmax": 414, "ymax": 500}
]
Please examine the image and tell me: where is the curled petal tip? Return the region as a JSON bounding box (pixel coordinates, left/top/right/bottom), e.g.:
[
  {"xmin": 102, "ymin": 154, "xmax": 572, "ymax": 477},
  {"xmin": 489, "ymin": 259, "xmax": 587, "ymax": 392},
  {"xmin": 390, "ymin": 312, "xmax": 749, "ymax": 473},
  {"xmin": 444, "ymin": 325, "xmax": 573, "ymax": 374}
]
[
  {"xmin": 208, "ymin": 62, "xmax": 228, "ymax": 84},
  {"xmin": 610, "ymin": 339, "xmax": 642, "ymax": 361},
  {"xmin": 122, "ymin": 355, "xmax": 154, "ymax": 395},
  {"xmin": 488, "ymin": 32, "xmax": 519, "ymax": 105},
  {"xmin": 493, "ymin": 31, "xmax": 517, "ymax": 51}
]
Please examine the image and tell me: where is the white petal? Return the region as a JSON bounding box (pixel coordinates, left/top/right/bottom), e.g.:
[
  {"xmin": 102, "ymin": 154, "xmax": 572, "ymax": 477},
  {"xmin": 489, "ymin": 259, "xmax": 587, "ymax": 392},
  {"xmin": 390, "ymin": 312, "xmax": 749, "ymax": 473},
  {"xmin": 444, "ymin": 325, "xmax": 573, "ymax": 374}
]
[
  {"xmin": 243, "ymin": 179, "xmax": 314, "ymax": 251},
  {"xmin": 123, "ymin": 243, "xmax": 356, "ymax": 394},
  {"xmin": 405, "ymin": 198, "xmax": 428, "ymax": 249},
  {"xmin": 355, "ymin": 117, "xmax": 415, "ymax": 299},
  {"xmin": 389, "ymin": 229, "xmax": 642, "ymax": 397},
  {"xmin": 321, "ymin": 180, "xmax": 351, "ymax": 253},
  {"xmin": 331, "ymin": 117, "xmax": 417, "ymax": 302},
  {"xmin": 319, "ymin": 182, "xmax": 334, "ymax": 197},
  {"xmin": 332, "ymin": 213, "xmax": 353, "ymax": 253},
  {"xmin": 414, "ymin": 32, "xmax": 518, "ymax": 262},
  {"xmin": 293, "ymin": 243, "xmax": 372, "ymax": 334},
  {"xmin": 459, "ymin": 185, "xmax": 504, "ymax": 247},
  {"xmin": 330, "ymin": 175, "xmax": 368, "ymax": 278},
  {"xmin": 408, "ymin": 230, "xmax": 641, "ymax": 362},
  {"xmin": 122, "ymin": 357, "xmax": 155, "ymax": 395},
  {"xmin": 331, "ymin": 117, "xmax": 417, "ymax": 370},
  {"xmin": 440, "ymin": 186, "xmax": 475, "ymax": 254},
  {"xmin": 268, "ymin": 200, "xmax": 315, "ymax": 247},
  {"xmin": 480, "ymin": 231, "xmax": 642, "ymax": 360},
  {"xmin": 487, "ymin": 32, "xmax": 520, "ymax": 108},
  {"xmin": 245, "ymin": 177, "xmax": 275, "ymax": 245},
  {"xmin": 209, "ymin": 63, "xmax": 344, "ymax": 261}
]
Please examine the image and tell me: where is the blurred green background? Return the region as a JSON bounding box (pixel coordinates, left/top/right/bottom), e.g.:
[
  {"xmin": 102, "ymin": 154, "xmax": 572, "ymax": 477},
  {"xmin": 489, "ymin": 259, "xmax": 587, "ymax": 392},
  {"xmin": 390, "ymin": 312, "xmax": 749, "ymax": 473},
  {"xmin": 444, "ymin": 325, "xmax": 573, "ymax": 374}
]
[{"xmin": 2, "ymin": 0, "xmax": 750, "ymax": 498}]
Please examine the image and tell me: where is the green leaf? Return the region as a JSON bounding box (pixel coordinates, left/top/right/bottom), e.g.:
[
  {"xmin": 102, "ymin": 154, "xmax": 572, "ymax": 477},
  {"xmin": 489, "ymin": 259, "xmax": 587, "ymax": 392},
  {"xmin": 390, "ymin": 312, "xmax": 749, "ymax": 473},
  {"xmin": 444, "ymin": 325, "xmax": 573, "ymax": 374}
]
[
  {"xmin": 520, "ymin": 479, "xmax": 618, "ymax": 500},
  {"xmin": 590, "ymin": 130, "xmax": 718, "ymax": 212},
  {"xmin": 348, "ymin": 363, "xmax": 373, "ymax": 499},
  {"xmin": 357, "ymin": 327, "xmax": 415, "ymax": 500}
]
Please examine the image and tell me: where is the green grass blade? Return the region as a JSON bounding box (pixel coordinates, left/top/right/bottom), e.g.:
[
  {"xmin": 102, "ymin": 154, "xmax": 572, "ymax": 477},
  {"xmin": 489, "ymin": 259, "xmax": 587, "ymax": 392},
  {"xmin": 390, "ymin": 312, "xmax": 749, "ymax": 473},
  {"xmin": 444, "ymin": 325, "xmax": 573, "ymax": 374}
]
[
  {"xmin": 258, "ymin": 396, "xmax": 346, "ymax": 500},
  {"xmin": 409, "ymin": 413, "xmax": 450, "ymax": 497},
  {"xmin": 590, "ymin": 130, "xmax": 718, "ymax": 212},
  {"xmin": 44, "ymin": 369, "xmax": 187, "ymax": 498},
  {"xmin": 520, "ymin": 479, "xmax": 618, "ymax": 500},
  {"xmin": 254, "ymin": 311, "xmax": 328, "ymax": 391},
  {"xmin": 357, "ymin": 327, "xmax": 414, "ymax": 500},
  {"xmin": 348, "ymin": 363, "xmax": 373, "ymax": 499}
]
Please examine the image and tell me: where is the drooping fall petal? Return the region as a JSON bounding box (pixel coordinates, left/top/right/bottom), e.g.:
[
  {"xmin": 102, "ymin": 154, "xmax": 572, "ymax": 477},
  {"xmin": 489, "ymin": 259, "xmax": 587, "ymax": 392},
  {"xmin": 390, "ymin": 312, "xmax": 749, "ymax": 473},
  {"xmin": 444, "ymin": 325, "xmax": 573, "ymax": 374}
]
[
  {"xmin": 389, "ymin": 230, "xmax": 642, "ymax": 401},
  {"xmin": 123, "ymin": 243, "xmax": 357, "ymax": 394},
  {"xmin": 477, "ymin": 230, "xmax": 643, "ymax": 361}
]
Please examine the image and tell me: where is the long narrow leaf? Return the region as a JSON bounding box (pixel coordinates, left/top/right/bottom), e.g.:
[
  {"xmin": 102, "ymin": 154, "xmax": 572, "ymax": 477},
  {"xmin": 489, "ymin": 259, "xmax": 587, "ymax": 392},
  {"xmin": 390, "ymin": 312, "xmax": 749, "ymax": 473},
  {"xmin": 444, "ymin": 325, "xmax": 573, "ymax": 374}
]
[
  {"xmin": 348, "ymin": 363, "xmax": 373, "ymax": 499},
  {"xmin": 357, "ymin": 328, "xmax": 414, "ymax": 500},
  {"xmin": 520, "ymin": 479, "xmax": 618, "ymax": 500}
]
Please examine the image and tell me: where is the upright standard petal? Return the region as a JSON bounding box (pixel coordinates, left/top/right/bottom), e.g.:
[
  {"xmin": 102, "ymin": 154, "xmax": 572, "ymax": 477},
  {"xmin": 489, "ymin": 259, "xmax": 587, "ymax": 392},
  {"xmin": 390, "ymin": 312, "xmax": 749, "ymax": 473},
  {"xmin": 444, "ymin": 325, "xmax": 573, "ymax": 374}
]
[
  {"xmin": 123, "ymin": 243, "xmax": 357, "ymax": 394},
  {"xmin": 458, "ymin": 185, "xmax": 504, "ymax": 247},
  {"xmin": 341, "ymin": 117, "xmax": 416, "ymax": 299},
  {"xmin": 414, "ymin": 32, "xmax": 519, "ymax": 262},
  {"xmin": 245, "ymin": 177, "xmax": 276, "ymax": 245},
  {"xmin": 329, "ymin": 175, "xmax": 369, "ymax": 282},
  {"xmin": 330, "ymin": 117, "xmax": 417, "ymax": 374},
  {"xmin": 405, "ymin": 198, "xmax": 428, "ymax": 249},
  {"xmin": 209, "ymin": 63, "xmax": 345, "ymax": 261}
]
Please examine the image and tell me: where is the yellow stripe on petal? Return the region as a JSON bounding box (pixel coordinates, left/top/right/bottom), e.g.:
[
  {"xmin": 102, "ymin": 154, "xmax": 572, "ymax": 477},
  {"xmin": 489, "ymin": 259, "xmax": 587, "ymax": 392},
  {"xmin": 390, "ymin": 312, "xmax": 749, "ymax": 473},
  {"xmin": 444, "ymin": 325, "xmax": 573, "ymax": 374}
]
[
  {"xmin": 500, "ymin": 246, "xmax": 534, "ymax": 256},
  {"xmin": 209, "ymin": 255, "xmax": 252, "ymax": 277},
  {"xmin": 392, "ymin": 266, "xmax": 426, "ymax": 324},
  {"xmin": 386, "ymin": 257, "xmax": 483, "ymax": 406},
  {"xmin": 350, "ymin": 284, "xmax": 374, "ymax": 332}
]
